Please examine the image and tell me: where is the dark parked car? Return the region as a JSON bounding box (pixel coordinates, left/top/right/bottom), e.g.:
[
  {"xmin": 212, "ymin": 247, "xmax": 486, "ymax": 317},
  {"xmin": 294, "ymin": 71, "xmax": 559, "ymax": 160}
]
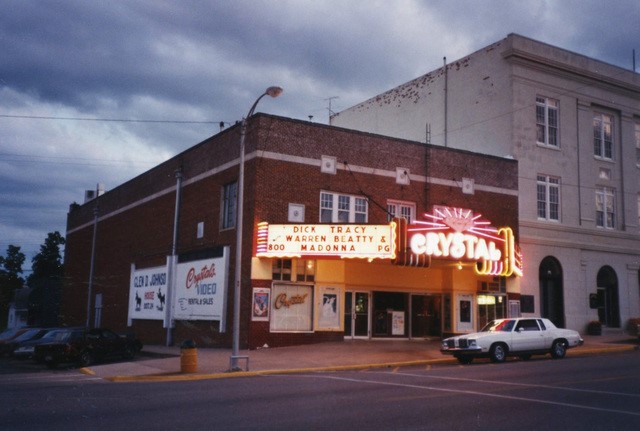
[
  {"xmin": 34, "ymin": 328, "xmax": 143, "ymax": 367},
  {"xmin": 11, "ymin": 328, "xmax": 65, "ymax": 359},
  {"xmin": 0, "ymin": 328, "xmax": 50, "ymax": 356}
]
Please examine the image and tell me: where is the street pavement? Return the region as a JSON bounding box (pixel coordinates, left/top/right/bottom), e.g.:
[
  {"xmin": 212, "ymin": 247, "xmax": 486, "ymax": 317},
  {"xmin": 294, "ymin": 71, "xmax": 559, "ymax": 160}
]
[{"xmin": 83, "ymin": 333, "xmax": 639, "ymax": 382}]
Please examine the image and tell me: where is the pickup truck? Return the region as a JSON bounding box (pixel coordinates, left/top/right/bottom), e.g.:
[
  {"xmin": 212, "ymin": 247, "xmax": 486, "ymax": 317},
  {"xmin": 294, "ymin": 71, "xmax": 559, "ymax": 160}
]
[{"xmin": 34, "ymin": 327, "xmax": 142, "ymax": 367}]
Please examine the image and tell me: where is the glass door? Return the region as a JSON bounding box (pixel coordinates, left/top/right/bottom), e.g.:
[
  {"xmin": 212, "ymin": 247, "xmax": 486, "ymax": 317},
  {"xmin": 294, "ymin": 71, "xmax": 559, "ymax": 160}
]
[
  {"xmin": 411, "ymin": 294, "xmax": 441, "ymax": 338},
  {"xmin": 477, "ymin": 294, "xmax": 506, "ymax": 329},
  {"xmin": 344, "ymin": 291, "xmax": 370, "ymax": 338}
]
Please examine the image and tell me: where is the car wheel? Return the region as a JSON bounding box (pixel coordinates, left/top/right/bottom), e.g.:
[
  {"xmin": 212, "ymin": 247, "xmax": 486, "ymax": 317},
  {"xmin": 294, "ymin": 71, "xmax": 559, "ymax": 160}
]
[
  {"xmin": 79, "ymin": 350, "xmax": 94, "ymax": 367},
  {"xmin": 456, "ymin": 355, "xmax": 473, "ymax": 364},
  {"xmin": 490, "ymin": 343, "xmax": 508, "ymax": 363},
  {"xmin": 519, "ymin": 354, "xmax": 532, "ymax": 361},
  {"xmin": 550, "ymin": 340, "xmax": 566, "ymax": 359}
]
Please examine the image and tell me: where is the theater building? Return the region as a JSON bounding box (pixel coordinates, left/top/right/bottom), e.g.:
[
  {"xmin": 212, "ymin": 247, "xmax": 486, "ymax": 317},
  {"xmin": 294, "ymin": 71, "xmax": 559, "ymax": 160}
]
[
  {"xmin": 62, "ymin": 114, "xmax": 520, "ymax": 348},
  {"xmin": 331, "ymin": 34, "xmax": 640, "ymax": 333}
]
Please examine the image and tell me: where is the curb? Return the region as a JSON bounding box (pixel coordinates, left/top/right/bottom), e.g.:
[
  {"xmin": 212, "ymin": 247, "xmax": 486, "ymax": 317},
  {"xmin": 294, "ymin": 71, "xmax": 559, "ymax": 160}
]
[
  {"xmin": 104, "ymin": 358, "xmax": 455, "ymax": 383},
  {"xmin": 100, "ymin": 344, "xmax": 638, "ymax": 383}
]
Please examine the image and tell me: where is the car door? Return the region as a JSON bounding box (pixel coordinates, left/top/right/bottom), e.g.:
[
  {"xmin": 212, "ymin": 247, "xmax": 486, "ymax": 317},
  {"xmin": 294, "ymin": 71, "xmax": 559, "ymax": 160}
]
[
  {"xmin": 512, "ymin": 319, "xmax": 545, "ymax": 351},
  {"xmin": 536, "ymin": 319, "xmax": 554, "ymax": 348},
  {"xmin": 95, "ymin": 329, "xmax": 121, "ymax": 358}
]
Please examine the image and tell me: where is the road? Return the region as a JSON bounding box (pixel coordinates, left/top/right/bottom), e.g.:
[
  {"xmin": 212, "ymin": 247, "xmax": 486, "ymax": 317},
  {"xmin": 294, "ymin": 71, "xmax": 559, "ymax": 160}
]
[{"xmin": 1, "ymin": 351, "xmax": 639, "ymax": 430}]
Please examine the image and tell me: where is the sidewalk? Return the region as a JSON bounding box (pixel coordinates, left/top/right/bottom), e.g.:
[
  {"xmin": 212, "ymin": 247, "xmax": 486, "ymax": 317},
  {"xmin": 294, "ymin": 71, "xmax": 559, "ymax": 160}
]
[{"xmin": 83, "ymin": 334, "xmax": 639, "ymax": 382}]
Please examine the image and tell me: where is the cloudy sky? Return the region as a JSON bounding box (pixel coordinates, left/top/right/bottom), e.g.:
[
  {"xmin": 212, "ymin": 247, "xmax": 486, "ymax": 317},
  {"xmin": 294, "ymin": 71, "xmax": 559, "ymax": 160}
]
[{"xmin": 1, "ymin": 0, "xmax": 638, "ymax": 269}]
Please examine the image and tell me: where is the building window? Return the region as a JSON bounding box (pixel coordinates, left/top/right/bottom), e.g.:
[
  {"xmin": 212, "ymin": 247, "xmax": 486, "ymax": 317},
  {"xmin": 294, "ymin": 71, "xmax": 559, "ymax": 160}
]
[
  {"xmin": 272, "ymin": 259, "xmax": 292, "ymax": 281},
  {"xmin": 635, "ymin": 122, "xmax": 640, "ymax": 166},
  {"xmin": 296, "ymin": 259, "xmax": 315, "ymax": 282},
  {"xmin": 596, "ymin": 187, "xmax": 615, "ymax": 229},
  {"xmin": 320, "ymin": 191, "xmax": 368, "ymax": 223},
  {"xmin": 537, "ymin": 175, "xmax": 560, "ymax": 221},
  {"xmin": 221, "ymin": 181, "xmax": 237, "ymax": 230},
  {"xmin": 273, "ymin": 259, "xmax": 315, "ymax": 282},
  {"xmin": 536, "ymin": 97, "xmax": 558, "ymax": 147},
  {"xmin": 593, "ymin": 113, "xmax": 614, "ymax": 160},
  {"xmin": 387, "ymin": 200, "xmax": 416, "ymax": 223}
]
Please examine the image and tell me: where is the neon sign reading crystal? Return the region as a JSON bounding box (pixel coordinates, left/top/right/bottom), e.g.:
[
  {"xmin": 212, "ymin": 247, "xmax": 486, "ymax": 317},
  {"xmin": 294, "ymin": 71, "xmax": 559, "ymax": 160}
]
[{"xmin": 407, "ymin": 207, "xmax": 522, "ymax": 277}]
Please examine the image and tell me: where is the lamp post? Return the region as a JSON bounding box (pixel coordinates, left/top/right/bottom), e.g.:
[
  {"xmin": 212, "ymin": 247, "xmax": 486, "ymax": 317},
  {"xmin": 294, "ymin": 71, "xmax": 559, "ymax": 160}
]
[
  {"xmin": 86, "ymin": 203, "xmax": 98, "ymax": 329},
  {"xmin": 230, "ymin": 86, "xmax": 283, "ymax": 371}
]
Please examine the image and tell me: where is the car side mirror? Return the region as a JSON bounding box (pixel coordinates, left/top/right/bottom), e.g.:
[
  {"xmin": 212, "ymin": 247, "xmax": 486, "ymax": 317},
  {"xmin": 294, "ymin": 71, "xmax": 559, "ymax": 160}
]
[{"xmin": 518, "ymin": 327, "xmax": 525, "ymax": 333}]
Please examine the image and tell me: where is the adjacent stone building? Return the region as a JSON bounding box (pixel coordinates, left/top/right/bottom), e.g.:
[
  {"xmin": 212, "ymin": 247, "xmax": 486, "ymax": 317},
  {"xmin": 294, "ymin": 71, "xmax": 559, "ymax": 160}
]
[{"xmin": 331, "ymin": 33, "xmax": 640, "ymax": 332}]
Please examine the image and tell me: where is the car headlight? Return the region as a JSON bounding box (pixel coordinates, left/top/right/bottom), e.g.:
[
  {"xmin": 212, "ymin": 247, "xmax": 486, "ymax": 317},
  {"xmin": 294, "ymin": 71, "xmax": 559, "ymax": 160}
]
[{"xmin": 467, "ymin": 339, "xmax": 477, "ymax": 347}]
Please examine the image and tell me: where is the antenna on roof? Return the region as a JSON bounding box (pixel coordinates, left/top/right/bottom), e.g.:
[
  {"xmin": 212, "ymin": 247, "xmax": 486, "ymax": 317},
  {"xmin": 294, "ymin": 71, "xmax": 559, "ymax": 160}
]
[{"xmin": 325, "ymin": 96, "xmax": 339, "ymax": 118}]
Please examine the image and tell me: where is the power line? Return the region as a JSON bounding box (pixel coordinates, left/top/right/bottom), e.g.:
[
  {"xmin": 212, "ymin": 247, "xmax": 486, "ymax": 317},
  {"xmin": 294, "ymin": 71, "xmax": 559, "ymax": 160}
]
[
  {"xmin": 0, "ymin": 113, "xmax": 221, "ymax": 124},
  {"xmin": 0, "ymin": 152, "xmax": 158, "ymax": 168}
]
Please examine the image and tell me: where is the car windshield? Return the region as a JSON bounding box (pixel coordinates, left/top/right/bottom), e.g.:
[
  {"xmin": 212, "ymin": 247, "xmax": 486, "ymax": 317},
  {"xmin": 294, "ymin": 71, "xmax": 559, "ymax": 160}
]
[
  {"xmin": 480, "ymin": 320, "xmax": 515, "ymax": 332},
  {"xmin": 42, "ymin": 329, "xmax": 76, "ymax": 342},
  {"xmin": 12, "ymin": 329, "xmax": 41, "ymax": 341}
]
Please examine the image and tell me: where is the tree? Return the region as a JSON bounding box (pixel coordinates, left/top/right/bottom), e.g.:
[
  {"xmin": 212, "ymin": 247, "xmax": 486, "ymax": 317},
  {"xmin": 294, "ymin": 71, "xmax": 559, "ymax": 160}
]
[
  {"xmin": 28, "ymin": 231, "xmax": 66, "ymax": 327},
  {"xmin": 28, "ymin": 231, "xmax": 65, "ymax": 283},
  {"xmin": 0, "ymin": 245, "xmax": 26, "ymax": 328}
]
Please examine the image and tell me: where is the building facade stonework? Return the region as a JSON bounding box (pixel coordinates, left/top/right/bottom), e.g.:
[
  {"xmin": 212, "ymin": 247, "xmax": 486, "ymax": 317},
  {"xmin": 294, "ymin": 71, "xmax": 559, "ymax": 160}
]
[{"xmin": 331, "ymin": 33, "xmax": 640, "ymax": 332}]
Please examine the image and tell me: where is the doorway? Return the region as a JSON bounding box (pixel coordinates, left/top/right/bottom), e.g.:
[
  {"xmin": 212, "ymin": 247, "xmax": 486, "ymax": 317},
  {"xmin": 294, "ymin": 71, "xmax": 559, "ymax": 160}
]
[
  {"xmin": 539, "ymin": 256, "xmax": 564, "ymax": 328},
  {"xmin": 372, "ymin": 292, "xmax": 408, "ymax": 337},
  {"xmin": 596, "ymin": 266, "xmax": 620, "ymax": 327},
  {"xmin": 344, "ymin": 291, "xmax": 370, "ymax": 338},
  {"xmin": 456, "ymin": 294, "xmax": 474, "ymax": 333},
  {"xmin": 411, "ymin": 294, "xmax": 441, "ymax": 337}
]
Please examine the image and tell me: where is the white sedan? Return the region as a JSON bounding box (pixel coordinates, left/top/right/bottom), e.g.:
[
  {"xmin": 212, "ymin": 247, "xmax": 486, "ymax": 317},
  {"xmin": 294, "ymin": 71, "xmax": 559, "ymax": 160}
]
[{"xmin": 441, "ymin": 318, "xmax": 583, "ymax": 364}]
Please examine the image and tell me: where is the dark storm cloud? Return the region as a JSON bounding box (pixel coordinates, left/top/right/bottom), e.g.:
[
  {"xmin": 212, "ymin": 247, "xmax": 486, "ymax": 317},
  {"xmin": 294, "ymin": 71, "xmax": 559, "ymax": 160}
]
[{"xmin": 1, "ymin": 0, "xmax": 639, "ymax": 261}]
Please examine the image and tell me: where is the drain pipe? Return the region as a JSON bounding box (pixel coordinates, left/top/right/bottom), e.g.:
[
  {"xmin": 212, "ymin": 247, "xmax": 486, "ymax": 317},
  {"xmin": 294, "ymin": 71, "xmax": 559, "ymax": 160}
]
[{"xmin": 443, "ymin": 56, "xmax": 448, "ymax": 148}]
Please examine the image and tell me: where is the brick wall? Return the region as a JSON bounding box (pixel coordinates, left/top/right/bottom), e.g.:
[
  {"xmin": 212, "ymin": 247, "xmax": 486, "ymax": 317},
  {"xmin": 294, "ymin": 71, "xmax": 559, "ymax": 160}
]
[{"xmin": 63, "ymin": 114, "xmax": 518, "ymax": 348}]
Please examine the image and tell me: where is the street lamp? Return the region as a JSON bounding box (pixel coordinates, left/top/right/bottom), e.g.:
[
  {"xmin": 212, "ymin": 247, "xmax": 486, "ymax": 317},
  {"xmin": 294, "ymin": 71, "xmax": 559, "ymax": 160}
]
[{"xmin": 230, "ymin": 86, "xmax": 283, "ymax": 371}]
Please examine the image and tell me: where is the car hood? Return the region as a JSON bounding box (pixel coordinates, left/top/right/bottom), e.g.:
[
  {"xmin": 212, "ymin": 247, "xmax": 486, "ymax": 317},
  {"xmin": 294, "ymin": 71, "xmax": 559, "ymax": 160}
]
[{"xmin": 446, "ymin": 331, "xmax": 506, "ymax": 342}]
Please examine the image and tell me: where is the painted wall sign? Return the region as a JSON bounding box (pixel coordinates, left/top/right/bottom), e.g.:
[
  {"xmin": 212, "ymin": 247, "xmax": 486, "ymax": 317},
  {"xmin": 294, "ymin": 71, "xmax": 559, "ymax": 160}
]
[
  {"xmin": 128, "ymin": 264, "xmax": 168, "ymax": 321},
  {"xmin": 256, "ymin": 222, "xmax": 396, "ymax": 260},
  {"xmin": 270, "ymin": 284, "xmax": 313, "ymax": 332},
  {"xmin": 407, "ymin": 207, "xmax": 523, "ymax": 277},
  {"xmin": 173, "ymin": 255, "xmax": 228, "ymax": 321}
]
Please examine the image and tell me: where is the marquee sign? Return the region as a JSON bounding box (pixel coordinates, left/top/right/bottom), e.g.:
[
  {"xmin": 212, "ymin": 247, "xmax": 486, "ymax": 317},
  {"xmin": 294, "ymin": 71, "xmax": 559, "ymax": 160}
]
[
  {"xmin": 255, "ymin": 208, "xmax": 522, "ymax": 277},
  {"xmin": 407, "ymin": 207, "xmax": 523, "ymax": 277},
  {"xmin": 256, "ymin": 222, "xmax": 396, "ymax": 260}
]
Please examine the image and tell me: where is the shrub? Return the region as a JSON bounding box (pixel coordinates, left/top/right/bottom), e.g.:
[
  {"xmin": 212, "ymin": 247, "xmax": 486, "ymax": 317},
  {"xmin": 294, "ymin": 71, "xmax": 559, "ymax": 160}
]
[
  {"xmin": 626, "ymin": 318, "xmax": 640, "ymax": 336},
  {"xmin": 586, "ymin": 320, "xmax": 602, "ymax": 335}
]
